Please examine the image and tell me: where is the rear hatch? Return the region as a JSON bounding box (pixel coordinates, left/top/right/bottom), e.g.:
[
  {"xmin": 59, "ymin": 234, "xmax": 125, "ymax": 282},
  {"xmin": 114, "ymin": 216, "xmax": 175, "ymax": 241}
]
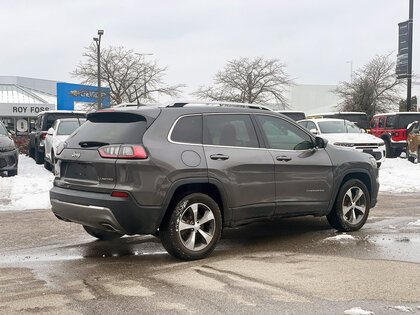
[{"xmin": 54, "ymin": 109, "xmax": 159, "ymax": 193}]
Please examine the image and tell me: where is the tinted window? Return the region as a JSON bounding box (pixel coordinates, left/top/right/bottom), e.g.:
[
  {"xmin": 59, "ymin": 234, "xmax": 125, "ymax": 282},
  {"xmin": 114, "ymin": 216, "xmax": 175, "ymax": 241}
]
[
  {"xmin": 339, "ymin": 114, "xmax": 368, "ymax": 129},
  {"xmin": 371, "ymin": 118, "xmax": 377, "ymax": 128},
  {"xmin": 204, "ymin": 114, "xmax": 259, "ymax": 148},
  {"xmin": 281, "ymin": 112, "xmax": 305, "ymax": 121},
  {"xmin": 397, "ymin": 114, "xmax": 420, "ymax": 129},
  {"xmin": 43, "ymin": 113, "xmax": 86, "ymax": 130},
  {"xmin": 385, "ymin": 116, "xmax": 395, "ymax": 129},
  {"xmin": 256, "ymin": 115, "xmax": 313, "ymax": 150},
  {"xmin": 378, "ymin": 117, "xmax": 385, "ymax": 128},
  {"xmin": 66, "ymin": 118, "xmax": 147, "ymax": 149},
  {"xmin": 171, "ymin": 115, "xmax": 202, "ymax": 144},
  {"xmin": 57, "ymin": 120, "xmax": 84, "ymax": 136}
]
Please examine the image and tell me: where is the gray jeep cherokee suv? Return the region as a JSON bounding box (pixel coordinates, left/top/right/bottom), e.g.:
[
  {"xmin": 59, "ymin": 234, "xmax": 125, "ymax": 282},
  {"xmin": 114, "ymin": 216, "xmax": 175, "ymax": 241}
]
[{"xmin": 50, "ymin": 104, "xmax": 379, "ymax": 260}]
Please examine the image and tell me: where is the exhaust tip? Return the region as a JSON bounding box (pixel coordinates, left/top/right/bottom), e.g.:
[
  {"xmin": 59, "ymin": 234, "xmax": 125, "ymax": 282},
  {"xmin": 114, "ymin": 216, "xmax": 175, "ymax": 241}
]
[{"xmin": 101, "ymin": 223, "xmax": 118, "ymax": 232}]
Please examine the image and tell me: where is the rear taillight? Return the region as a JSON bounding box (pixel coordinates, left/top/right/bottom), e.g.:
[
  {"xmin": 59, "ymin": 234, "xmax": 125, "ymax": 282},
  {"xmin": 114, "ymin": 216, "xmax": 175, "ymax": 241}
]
[
  {"xmin": 41, "ymin": 132, "xmax": 47, "ymax": 140},
  {"xmin": 111, "ymin": 191, "xmax": 129, "ymax": 198},
  {"xmin": 98, "ymin": 145, "xmax": 147, "ymax": 159}
]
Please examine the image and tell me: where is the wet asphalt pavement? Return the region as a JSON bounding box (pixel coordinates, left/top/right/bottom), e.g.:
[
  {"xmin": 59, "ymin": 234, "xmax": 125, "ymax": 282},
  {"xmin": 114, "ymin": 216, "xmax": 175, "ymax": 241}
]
[{"xmin": 0, "ymin": 193, "xmax": 419, "ymax": 314}]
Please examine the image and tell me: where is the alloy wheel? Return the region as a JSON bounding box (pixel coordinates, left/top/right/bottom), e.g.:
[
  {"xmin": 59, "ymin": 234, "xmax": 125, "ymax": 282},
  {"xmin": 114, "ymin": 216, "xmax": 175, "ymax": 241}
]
[
  {"xmin": 177, "ymin": 203, "xmax": 216, "ymax": 251},
  {"xmin": 341, "ymin": 186, "xmax": 366, "ymax": 225}
]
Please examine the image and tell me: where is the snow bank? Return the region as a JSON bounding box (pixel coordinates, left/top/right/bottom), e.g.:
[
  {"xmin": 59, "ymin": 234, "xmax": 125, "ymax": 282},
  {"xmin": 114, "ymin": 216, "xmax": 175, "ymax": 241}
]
[
  {"xmin": 0, "ymin": 155, "xmax": 54, "ymax": 211},
  {"xmin": 408, "ymin": 219, "xmax": 420, "ymax": 226},
  {"xmin": 344, "ymin": 307, "xmax": 374, "ymax": 315},
  {"xmin": 379, "ymin": 158, "xmax": 420, "ymax": 193}
]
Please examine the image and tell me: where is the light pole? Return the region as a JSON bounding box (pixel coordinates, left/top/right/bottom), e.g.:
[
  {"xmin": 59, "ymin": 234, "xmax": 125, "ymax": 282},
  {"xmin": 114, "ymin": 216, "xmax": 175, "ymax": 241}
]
[
  {"xmin": 346, "ymin": 60, "xmax": 353, "ymax": 83},
  {"xmin": 135, "ymin": 53, "xmax": 153, "ymax": 100},
  {"xmin": 93, "ymin": 30, "xmax": 104, "ymax": 110},
  {"xmin": 407, "ymin": 0, "xmax": 414, "ymax": 111}
]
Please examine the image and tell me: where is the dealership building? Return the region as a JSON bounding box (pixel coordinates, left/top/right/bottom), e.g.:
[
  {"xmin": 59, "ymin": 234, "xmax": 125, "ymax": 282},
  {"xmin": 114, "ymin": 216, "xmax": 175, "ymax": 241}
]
[{"xmin": 0, "ymin": 76, "xmax": 109, "ymax": 136}]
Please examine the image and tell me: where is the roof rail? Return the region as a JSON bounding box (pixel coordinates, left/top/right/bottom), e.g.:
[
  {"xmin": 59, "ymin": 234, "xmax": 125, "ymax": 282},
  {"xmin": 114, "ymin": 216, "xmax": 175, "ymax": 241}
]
[{"xmin": 166, "ymin": 100, "xmax": 272, "ymax": 111}]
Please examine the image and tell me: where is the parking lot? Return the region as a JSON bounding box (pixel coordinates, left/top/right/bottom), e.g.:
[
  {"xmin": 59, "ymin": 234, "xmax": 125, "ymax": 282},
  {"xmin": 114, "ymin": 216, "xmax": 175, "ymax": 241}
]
[{"xmin": 0, "ymin": 157, "xmax": 419, "ymax": 314}]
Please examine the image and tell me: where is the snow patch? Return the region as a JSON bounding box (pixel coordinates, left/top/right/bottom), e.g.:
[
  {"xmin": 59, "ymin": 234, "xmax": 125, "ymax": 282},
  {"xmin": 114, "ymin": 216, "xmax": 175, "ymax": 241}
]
[
  {"xmin": 379, "ymin": 158, "xmax": 420, "ymax": 193},
  {"xmin": 407, "ymin": 219, "xmax": 420, "ymax": 226},
  {"xmin": 388, "ymin": 306, "xmax": 414, "ymax": 312},
  {"xmin": 323, "ymin": 233, "xmax": 356, "ymax": 242},
  {"xmin": 344, "ymin": 307, "xmax": 374, "ymax": 315},
  {"xmin": 0, "ymin": 155, "xmax": 54, "ymax": 211}
]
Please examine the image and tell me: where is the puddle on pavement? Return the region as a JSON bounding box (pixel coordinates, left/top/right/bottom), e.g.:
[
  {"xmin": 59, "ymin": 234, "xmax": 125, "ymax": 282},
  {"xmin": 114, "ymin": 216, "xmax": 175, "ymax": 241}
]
[{"xmin": 0, "ymin": 237, "xmax": 168, "ymax": 265}]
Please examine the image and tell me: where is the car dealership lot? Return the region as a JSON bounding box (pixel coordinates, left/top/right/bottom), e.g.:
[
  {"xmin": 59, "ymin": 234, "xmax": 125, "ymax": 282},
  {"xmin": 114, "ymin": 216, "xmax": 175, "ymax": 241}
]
[
  {"xmin": 0, "ymin": 195, "xmax": 419, "ymax": 314},
  {"xmin": 0, "ymin": 157, "xmax": 420, "ymax": 314}
]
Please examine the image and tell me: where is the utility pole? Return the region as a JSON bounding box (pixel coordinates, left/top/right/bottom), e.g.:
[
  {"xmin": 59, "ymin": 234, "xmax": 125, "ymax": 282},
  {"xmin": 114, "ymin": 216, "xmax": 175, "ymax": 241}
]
[
  {"xmin": 93, "ymin": 30, "xmax": 104, "ymax": 110},
  {"xmin": 407, "ymin": 0, "xmax": 414, "ymax": 112}
]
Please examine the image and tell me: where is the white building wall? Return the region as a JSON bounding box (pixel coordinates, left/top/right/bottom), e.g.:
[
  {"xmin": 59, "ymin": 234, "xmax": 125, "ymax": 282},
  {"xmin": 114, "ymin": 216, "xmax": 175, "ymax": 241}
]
[{"xmin": 287, "ymin": 84, "xmax": 341, "ymax": 115}]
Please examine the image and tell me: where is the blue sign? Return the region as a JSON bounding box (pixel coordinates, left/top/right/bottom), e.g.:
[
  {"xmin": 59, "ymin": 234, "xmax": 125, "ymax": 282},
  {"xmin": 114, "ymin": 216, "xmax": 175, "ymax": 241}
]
[{"xmin": 57, "ymin": 82, "xmax": 110, "ymax": 110}]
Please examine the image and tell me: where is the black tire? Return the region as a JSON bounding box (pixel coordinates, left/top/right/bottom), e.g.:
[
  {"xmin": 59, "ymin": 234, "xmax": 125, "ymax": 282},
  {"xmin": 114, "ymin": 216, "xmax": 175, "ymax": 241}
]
[
  {"xmin": 83, "ymin": 225, "xmax": 123, "ymax": 240},
  {"xmin": 160, "ymin": 193, "xmax": 222, "ymax": 261},
  {"xmin": 327, "ymin": 179, "xmax": 370, "ymax": 232},
  {"xmin": 34, "ymin": 147, "xmax": 44, "ymax": 164},
  {"xmin": 44, "ymin": 159, "xmax": 52, "ymax": 171},
  {"xmin": 7, "ymin": 169, "xmax": 17, "ymax": 177},
  {"xmin": 385, "ymin": 140, "xmax": 395, "ymax": 158},
  {"xmin": 408, "ymin": 147, "xmax": 415, "ymax": 163},
  {"xmin": 51, "ymin": 152, "xmax": 56, "ymax": 174}
]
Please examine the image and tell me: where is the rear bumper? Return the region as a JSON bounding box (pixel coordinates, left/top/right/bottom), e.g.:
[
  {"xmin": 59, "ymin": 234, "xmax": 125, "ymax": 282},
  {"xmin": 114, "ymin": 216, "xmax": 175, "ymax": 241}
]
[
  {"xmin": 390, "ymin": 140, "xmax": 407, "ymax": 150},
  {"xmin": 50, "ymin": 186, "xmax": 164, "ymax": 235}
]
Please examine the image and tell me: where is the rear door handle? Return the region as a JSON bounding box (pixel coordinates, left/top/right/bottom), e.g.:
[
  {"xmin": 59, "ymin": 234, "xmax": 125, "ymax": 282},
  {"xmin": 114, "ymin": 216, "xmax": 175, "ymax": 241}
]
[
  {"xmin": 276, "ymin": 156, "xmax": 292, "ymax": 162},
  {"xmin": 210, "ymin": 154, "xmax": 230, "ymax": 161}
]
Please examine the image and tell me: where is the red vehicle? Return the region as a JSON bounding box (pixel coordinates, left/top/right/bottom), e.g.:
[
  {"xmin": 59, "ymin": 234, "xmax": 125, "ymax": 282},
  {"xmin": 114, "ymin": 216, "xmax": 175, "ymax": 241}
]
[{"xmin": 369, "ymin": 112, "xmax": 420, "ymax": 158}]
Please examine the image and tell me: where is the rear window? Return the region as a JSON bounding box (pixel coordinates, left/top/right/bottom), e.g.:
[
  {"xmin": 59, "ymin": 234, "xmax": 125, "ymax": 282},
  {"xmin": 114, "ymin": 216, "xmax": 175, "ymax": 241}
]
[
  {"xmin": 43, "ymin": 113, "xmax": 86, "ymax": 130},
  {"xmin": 57, "ymin": 120, "xmax": 85, "ymax": 135},
  {"xmin": 338, "ymin": 114, "xmax": 368, "ymax": 129},
  {"xmin": 65, "ymin": 116, "xmax": 147, "ymax": 148},
  {"xmin": 397, "ymin": 114, "xmax": 420, "ymax": 129}
]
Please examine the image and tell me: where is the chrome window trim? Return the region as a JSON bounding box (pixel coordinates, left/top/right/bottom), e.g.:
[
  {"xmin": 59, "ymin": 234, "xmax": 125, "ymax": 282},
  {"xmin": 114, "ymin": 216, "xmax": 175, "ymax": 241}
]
[
  {"xmin": 167, "ymin": 112, "xmax": 319, "ymax": 152},
  {"xmin": 167, "ymin": 114, "xmax": 203, "ymax": 146},
  {"xmin": 254, "ymin": 113, "xmax": 317, "ymax": 151}
]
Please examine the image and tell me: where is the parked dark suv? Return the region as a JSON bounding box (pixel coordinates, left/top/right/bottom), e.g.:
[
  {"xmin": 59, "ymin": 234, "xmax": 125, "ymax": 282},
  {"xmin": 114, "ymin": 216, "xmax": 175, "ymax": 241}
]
[
  {"xmin": 29, "ymin": 110, "xmax": 86, "ymax": 164},
  {"xmin": 0, "ymin": 121, "xmax": 18, "ymax": 176},
  {"xmin": 50, "ymin": 102, "xmax": 379, "ymax": 260}
]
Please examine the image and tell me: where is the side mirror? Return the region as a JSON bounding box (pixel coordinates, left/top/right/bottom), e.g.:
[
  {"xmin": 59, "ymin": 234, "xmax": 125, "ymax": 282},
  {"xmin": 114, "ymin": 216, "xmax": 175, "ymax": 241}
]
[
  {"xmin": 310, "ymin": 128, "xmax": 319, "ymax": 135},
  {"xmin": 315, "ymin": 136, "xmax": 328, "ymax": 149},
  {"xmin": 47, "ymin": 128, "xmax": 54, "ymax": 136}
]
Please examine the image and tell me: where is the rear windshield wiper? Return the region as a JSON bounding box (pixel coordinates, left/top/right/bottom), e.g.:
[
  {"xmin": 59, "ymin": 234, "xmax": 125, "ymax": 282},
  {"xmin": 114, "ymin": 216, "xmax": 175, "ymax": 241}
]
[{"xmin": 79, "ymin": 141, "xmax": 109, "ymax": 148}]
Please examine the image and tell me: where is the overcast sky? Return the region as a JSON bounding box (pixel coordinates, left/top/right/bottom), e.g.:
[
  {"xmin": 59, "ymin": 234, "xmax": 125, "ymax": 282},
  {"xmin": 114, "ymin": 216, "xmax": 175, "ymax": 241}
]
[{"xmin": 1, "ymin": 0, "xmax": 419, "ymax": 101}]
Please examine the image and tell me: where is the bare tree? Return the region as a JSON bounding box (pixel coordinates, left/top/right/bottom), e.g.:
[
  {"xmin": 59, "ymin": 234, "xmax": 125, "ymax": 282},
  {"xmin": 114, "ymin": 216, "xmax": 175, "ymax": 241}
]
[
  {"xmin": 194, "ymin": 57, "xmax": 292, "ymax": 109},
  {"xmin": 335, "ymin": 54, "xmax": 405, "ymax": 118},
  {"xmin": 72, "ymin": 45, "xmax": 184, "ymax": 106}
]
